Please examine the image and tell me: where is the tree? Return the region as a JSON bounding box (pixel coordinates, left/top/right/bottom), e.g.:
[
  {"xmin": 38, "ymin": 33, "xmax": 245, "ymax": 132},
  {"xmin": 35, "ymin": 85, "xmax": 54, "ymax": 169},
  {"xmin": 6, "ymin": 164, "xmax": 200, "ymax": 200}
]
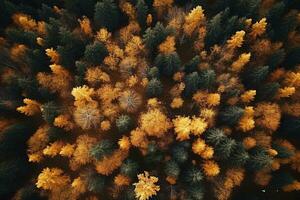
[
  {"xmin": 146, "ymin": 78, "xmax": 163, "ymax": 97},
  {"xmin": 219, "ymin": 106, "xmax": 244, "ymax": 126},
  {"xmin": 121, "ymin": 159, "xmax": 139, "ymax": 178},
  {"xmin": 85, "ymin": 170, "xmax": 106, "ymax": 193},
  {"xmin": 183, "ymin": 166, "xmax": 203, "ymax": 184},
  {"xmin": 215, "ymin": 138, "xmax": 237, "ymax": 160},
  {"xmin": 184, "ymin": 72, "xmax": 200, "ymax": 97},
  {"xmin": 246, "ymin": 147, "xmax": 272, "ymax": 171},
  {"xmin": 136, "ymin": 0, "xmax": 148, "ymax": 29},
  {"xmin": 172, "ymin": 145, "xmax": 188, "ymax": 163},
  {"xmin": 94, "ymin": 0, "xmax": 120, "ymax": 31},
  {"xmin": 90, "ymin": 139, "xmax": 115, "ymax": 160},
  {"xmin": 173, "ymin": 116, "xmax": 192, "ymax": 141},
  {"xmin": 183, "ymin": 6, "xmax": 205, "ymax": 36},
  {"xmin": 184, "ymin": 55, "xmax": 200, "ymax": 73},
  {"xmin": 116, "ymin": 115, "xmax": 133, "ymax": 132},
  {"xmin": 164, "ymin": 160, "xmax": 180, "ymax": 178},
  {"xmin": 36, "ymin": 168, "xmax": 70, "ymax": 191},
  {"xmin": 84, "ymin": 42, "xmax": 108, "ymax": 65},
  {"xmin": 198, "ymin": 69, "xmax": 216, "ymax": 89},
  {"xmin": 154, "ymin": 52, "xmax": 181, "ymax": 76},
  {"xmin": 133, "ymin": 171, "xmax": 160, "ymax": 200},
  {"xmin": 256, "ymin": 82, "xmax": 280, "ymax": 101},
  {"xmin": 204, "ymin": 128, "xmax": 226, "ymax": 146},
  {"xmin": 242, "ymin": 66, "xmax": 269, "ymax": 88}
]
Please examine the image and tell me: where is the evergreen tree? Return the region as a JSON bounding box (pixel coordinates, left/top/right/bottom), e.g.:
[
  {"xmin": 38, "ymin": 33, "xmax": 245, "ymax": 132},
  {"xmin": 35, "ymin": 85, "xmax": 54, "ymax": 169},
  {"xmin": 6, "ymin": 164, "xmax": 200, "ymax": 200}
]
[
  {"xmin": 204, "ymin": 128, "xmax": 227, "ymax": 146},
  {"xmin": 270, "ymin": 171, "xmax": 294, "ymax": 189},
  {"xmin": 147, "ymin": 67, "xmax": 160, "ymax": 79},
  {"xmin": 255, "ymin": 82, "xmax": 280, "ymax": 101},
  {"xmin": 172, "ymin": 145, "xmax": 189, "ymax": 164},
  {"xmin": 184, "ymin": 72, "xmax": 200, "ymax": 97},
  {"xmin": 186, "ymin": 184, "xmax": 204, "ymax": 200},
  {"xmin": 154, "ymin": 52, "xmax": 181, "ymax": 77},
  {"xmin": 146, "ymin": 78, "xmax": 163, "ymax": 97},
  {"xmin": 184, "ymin": 55, "xmax": 200, "ymax": 73},
  {"xmin": 94, "ymin": 0, "xmax": 120, "ymax": 31},
  {"xmin": 120, "ymin": 159, "xmax": 139, "ymax": 178},
  {"xmin": 136, "ymin": 0, "xmax": 148, "ymax": 30},
  {"xmin": 90, "ymin": 139, "xmax": 115, "ymax": 160},
  {"xmin": 183, "ymin": 166, "xmax": 203, "ymax": 184},
  {"xmin": 231, "ymin": 143, "xmax": 250, "ymax": 166},
  {"xmin": 215, "ymin": 138, "xmax": 237, "ymax": 160},
  {"xmin": 86, "ymin": 171, "xmax": 106, "ymax": 193},
  {"xmin": 64, "ymin": 0, "xmax": 97, "ymax": 18},
  {"xmin": 84, "ymin": 42, "xmax": 108, "ymax": 65},
  {"xmin": 198, "ymin": 69, "xmax": 216, "ymax": 89},
  {"xmin": 279, "ymin": 116, "xmax": 300, "ymax": 138},
  {"xmin": 218, "ymin": 106, "xmax": 244, "ymax": 126},
  {"xmin": 41, "ymin": 102, "xmax": 60, "ymax": 124},
  {"xmin": 267, "ymin": 49, "xmax": 286, "ymax": 71},
  {"xmin": 116, "ymin": 115, "xmax": 133, "ymax": 133},
  {"xmin": 164, "ymin": 160, "xmax": 180, "ymax": 178},
  {"xmin": 242, "ymin": 66, "xmax": 269, "ymax": 88},
  {"xmin": 272, "ymin": 143, "xmax": 294, "ymax": 159},
  {"xmin": 246, "ymin": 147, "xmax": 272, "ymax": 171}
]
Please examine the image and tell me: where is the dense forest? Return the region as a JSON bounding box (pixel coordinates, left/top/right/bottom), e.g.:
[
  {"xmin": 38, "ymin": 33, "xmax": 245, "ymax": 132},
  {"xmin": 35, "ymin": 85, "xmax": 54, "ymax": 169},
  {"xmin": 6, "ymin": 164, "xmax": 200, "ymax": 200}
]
[{"xmin": 0, "ymin": 0, "xmax": 300, "ymax": 200}]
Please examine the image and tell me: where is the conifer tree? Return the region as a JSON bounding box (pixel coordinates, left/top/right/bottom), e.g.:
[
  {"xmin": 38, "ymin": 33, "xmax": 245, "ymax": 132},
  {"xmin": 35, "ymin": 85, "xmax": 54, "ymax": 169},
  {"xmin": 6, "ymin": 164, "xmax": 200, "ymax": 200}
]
[
  {"xmin": 154, "ymin": 52, "xmax": 181, "ymax": 76},
  {"xmin": 94, "ymin": 0, "xmax": 120, "ymax": 31},
  {"xmin": 90, "ymin": 140, "xmax": 115, "ymax": 160},
  {"xmin": 146, "ymin": 78, "xmax": 163, "ymax": 97},
  {"xmin": 136, "ymin": 0, "xmax": 148, "ymax": 30}
]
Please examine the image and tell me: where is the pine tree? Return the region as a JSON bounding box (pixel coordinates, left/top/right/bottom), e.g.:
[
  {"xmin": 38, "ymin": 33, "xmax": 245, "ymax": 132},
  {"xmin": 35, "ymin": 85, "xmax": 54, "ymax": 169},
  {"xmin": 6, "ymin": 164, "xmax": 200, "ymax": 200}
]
[
  {"xmin": 136, "ymin": 0, "xmax": 148, "ymax": 30},
  {"xmin": 183, "ymin": 166, "xmax": 203, "ymax": 184},
  {"xmin": 247, "ymin": 147, "xmax": 272, "ymax": 171},
  {"xmin": 215, "ymin": 138, "xmax": 237, "ymax": 160},
  {"xmin": 116, "ymin": 115, "xmax": 133, "ymax": 133},
  {"xmin": 41, "ymin": 102, "xmax": 60, "ymax": 124},
  {"xmin": 146, "ymin": 78, "xmax": 163, "ymax": 97},
  {"xmin": 86, "ymin": 170, "xmax": 106, "ymax": 193},
  {"xmin": 147, "ymin": 67, "xmax": 160, "ymax": 79},
  {"xmin": 219, "ymin": 106, "xmax": 244, "ymax": 126},
  {"xmin": 172, "ymin": 145, "xmax": 188, "ymax": 163},
  {"xmin": 164, "ymin": 160, "xmax": 180, "ymax": 178},
  {"xmin": 256, "ymin": 82, "xmax": 280, "ymax": 101},
  {"xmin": 94, "ymin": 0, "xmax": 120, "ymax": 31},
  {"xmin": 184, "ymin": 55, "xmax": 200, "ymax": 73},
  {"xmin": 198, "ymin": 69, "xmax": 216, "ymax": 89},
  {"xmin": 121, "ymin": 159, "xmax": 139, "ymax": 178},
  {"xmin": 90, "ymin": 140, "xmax": 115, "ymax": 160},
  {"xmin": 204, "ymin": 128, "xmax": 227, "ymax": 146},
  {"xmin": 84, "ymin": 42, "xmax": 108, "ymax": 65},
  {"xmin": 184, "ymin": 72, "xmax": 200, "ymax": 97},
  {"xmin": 231, "ymin": 143, "xmax": 250, "ymax": 166},
  {"xmin": 154, "ymin": 52, "xmax": 181, "ymax": 76}
]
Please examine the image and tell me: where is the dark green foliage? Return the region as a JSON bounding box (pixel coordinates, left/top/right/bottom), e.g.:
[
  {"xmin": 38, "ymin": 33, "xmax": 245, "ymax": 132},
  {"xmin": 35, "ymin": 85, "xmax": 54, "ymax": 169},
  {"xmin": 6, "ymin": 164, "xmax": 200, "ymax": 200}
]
[
  {"xmin": 26, "ymin": 49, "xmax": 49, "ymax": 73},
  {"xmin": 94, "ymin": 0, "xmax": 120, "ymax": 31},
  {"xmin": 215, "ymin": 138, "xmax": 237, "ymax": 160},
  {"xmin": 231, "ymin": 143, "xmax": 250, "ymax": 166},
  {"xmin": 272, "ymin": 143, "xmax": 294, "ymax": 159},
  {"xmin": 283, "ymin": 47, "xmax": 300, "ymax": 69},
  {"xmin": 242, "ymin": 66, "xmax": 269, "ymax": 88},
  {"xmin": 255, "ymin": 82, "xmax": 280, "ymax": 101},
  {"xmin": 266, "ymin": 49, "xmax": 286, "ymax": 71},
  {"xmin": 84, "ymin": 42, "xmax": 108, "ymax": 65},
  {"xmin": 247, "ymin": 147, "xmax": 272, "ymax": 171},
  {"xmin": 143, "ymin": 22, "xmax": 173, "ymax": 54},
  {"xmin": 86, "ymin": 171, "xmax": 106, "ymax": 193},
  {"xmin": 44, "ymin": 18, "xmax": 61, "ymax": 47},
  {"xmin": 204, "ymin": 128, "xmax": 227, "ymax": 146},
  {"xmin": 186, "ymin": 184, "xmax": 204, "ymax": 200},
  {"xmin": 38, "ymin": 4, "xmax": 57, "ymax": 21},
  {"xmin": 136, "ymin": 0, "xmax": 148, "ymax": 29},
  {"xmin": 41, "ymin": 102, "xmax": 60, "ymax": 123},
  {"xmin": 0, "ymin": 124, "xmax": 34, "ymax": 158},
  {"xmin": 116, "ymin": 115, "xmax": 133, "ymax": 132},
  {"xmin": 183, "ymin": 166, "xmax": 203, "ymax": 184},
  {"xmin": 219, "ymin": 106, "xmax": 244, "ymax": 126},
  {"xmin": 270, "ymin": 172, "xmax": 294, "ymax": 189},
  {"xmin": 0, "ymin": 1, "xmax": 16, "ymax": 30},
  {"xmin": 267, "ymin": 2, "xmax": 286, "ymax": 24},
  {"xmin": 5, "ymin": 28, "xmax": 37, "ymax": 48},
  {"xmin": 279, "ymin": 116, "xmax": 300, "ymax": 138},
  {"xmin": 184, "ymin": 72, "xmax": 200, "ymax": 97},
  {"xmin": 64, "ymin": 0, "xmax": 97, "ymax": 18},
  {"xmin": 154, "ymin": 52, "xmax": 181, "ymax": 76},
  {"xmin": 232, "ymin": 0, "xmax": 261, "ymax": 19},
  {"xmin": 147, "ymin": 66, "xmax": 160, "ymax": 78},
  {"xmin": 172, "ymin": 145, "xmax": 188, "ymax": 163},
  {"xmin": 164, "ymin": 160, "xmax": 180, "ymax": 178},
  {"xmin": 120, "ymin": 159, "xmax": 139, "ymax": 178},
  {"xmin": 205, "ymin": 11, "xmax": 223, "ymax": 48},
  {"xmin": 0, "ymin": 159, "xmax": 30, "ymax": 197},
  {"xmin": 16, "ymin": 184, "xmax": 43, "ymax": 200},
  {"xmin": 146, "ymin": 78, "xmax": 163, "ymax": 97},
  {"xmin": 90, "ymin": 139, "xmax": 115, "ymax": 160},
  {"xmin": 198, "ymin": 69, "xmax": 216, "ymax": 89},
  {"xmin": 184, "ymin": 55, "xmax": 200, "ymax": 73},
  {"xmin": 47, "ymin": 126, "xmax": 67, "ymax": 142},
  {"xmin": 144, "ymin": 142, "xmax": 163, "ymax": 164}
]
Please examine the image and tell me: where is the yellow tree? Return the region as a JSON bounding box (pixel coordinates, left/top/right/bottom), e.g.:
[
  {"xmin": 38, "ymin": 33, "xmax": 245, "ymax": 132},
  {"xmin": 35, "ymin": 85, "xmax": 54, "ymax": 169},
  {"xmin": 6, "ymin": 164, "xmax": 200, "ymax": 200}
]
[
  {"xmin": 36, "ymin": 168, "xmax": 70, "ymax": 191},
  {"xmin": 172, "ymin": 116, "xmax": 191, "ymax": 141},
  {"xmin": 158, "ymin": 36, "xmax": 176, "ymax": 54},
  {"xmin": 133, "ymin": 171, "xmax": 160, "ymax": 200},
  {"xmin": 231, "ymin": 53, "xmax": 251, "ymax": 72},
  {"xmin": 17, "ymin": 98, "xmax": 41, "ymax": 116},
  {"xmin": 183, "ymin": 6, "xmax": 205, "ymax": 36},
  {"xmin": 227, "ymin": 30, "xmax": 245, "ymax": 49}
]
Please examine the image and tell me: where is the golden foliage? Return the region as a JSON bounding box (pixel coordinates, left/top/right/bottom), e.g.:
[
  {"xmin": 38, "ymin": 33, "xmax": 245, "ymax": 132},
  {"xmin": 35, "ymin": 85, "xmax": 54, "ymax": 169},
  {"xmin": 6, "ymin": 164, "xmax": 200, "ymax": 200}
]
[
  {"xmin": 250, "ymin": 18, "xmax": 267, "ymax": 38},
  {"xmin": 17, "ymin": 98, "xmax": 41, "ymax": 116},
  {"xmin": 54, "ymin": 114, "xmax": 74, "ymax": 131},
  {"xmin": 278, "ymin": 87, "xmax": 296, "ymax": 98},
  {"xmin": 43, "ymin": 141, "xmax": 64, "ymax": 157},
  {"xmin": 12, "ymin": 13, "xmax": 37, "ymax": 31},
  {"xmin": 100, "ymin": 120, "xmax": 111, "ymax": 131},
  {"xmin": 125, "ymin": 36, "xmax": 144, "ymax": 57},
  {"xmin": 170, "ymin": 97, "xmax": 184, "ymax": 109},
  {"xmin": 254, "ymin": 169, "xmax": 271, "ymax": 186},
  {"xmin": 96, "ymin": 28, "xmax": 111, "ymax": 43},
  {"xmin": 239, "ymin": 107, "xmax": 255, "ymax": 132},
  {"xmin": 95, "ymin": 150, "xmax": 128, "ymax": 175},
  {"xmin": 133, "ymin": 171, "xmax": 160, "ymax": 200},
  {"xmin": 172, "ymin": 116, "xmax": 191, "ymax": 141},
  {"xmin": 71, "ymin": 177, "xmax": 86, "ymax": 194},
  {"xmin": 241, "ymin": 90, "xmax": 256, "ymax": 103},
  {"xmin": 147, "ymin": 14, "xmax": 153, "ymax": 26},
  {"xmin": 28, "ymin": 152, "xmax": 43, "ymax": 163},
  {"xmin": 227, "ymin": 30, "xmax": 245, "ymax": 49},
  {"xmin": 192, "ymin": 138, "xmax": 206, "ymax": 155},
  {"xmin": 27, "ymin": 125, "xmax": 49, "ymax": 154},
  {"xmin": 159, "ymin": 36, "xmax": 176, "ymax": 54},
  {"xmin": 207, "ymin": 93, "xmax": 221, "ymax": 107},
  {"xmin": 120, "ymin": 2, "xmax": 136, "ymax": 20},
  {"xmin": 36, "ymin": 168, "xmax": 70, "ymax": 191},
  {"xmin": 243, "ymin": 137, "xmax": 256, "ymax": 149},
  {"xmin": 255, "ymin": 103, "xmax": 281, "ymax": 131},
  {"xmin": 153, "ymin": 0, "xmax": 173, "ymax": 8},
  {"xmin": 282, "ymin": 103, "xmax": 300, "ymax": 117},
  {"xmin": 73, "ymin": 103, "xmax": 101, "ymax": 130},
  {"xmin": 85, "ymin": 67, "xmax": 110, "ymax": 85},
  {"xmin": 284, "ymin": 71, "xmax": 300, "ymax": 87},
  {"xmin": 183, "ymin": 6, "xmax": 205, "ymax": 36},
  {"xmin": 71, "ymin": 85, "xmax": 95, "ymax": 102},
  {"xmin": 202, "ymin": 160, "xmax": 220, "ymax": 177},
  {"xmin": 190, "ymin": 117, "xmax": 207, "ymax": 136},
  {"xmin": 60, "ymin": 144, "xmax": 75, "ymax": 157},
  {"xmin": 231, "ymin": 53, "xmax": 251, "ymax": 72},
  {"xmin": 10, "ymin": 44, "xmax": 27, "ymax": 60},
  {"xmin": 118, "ymin": 136, "xmax": 131, "ymax": 150},
  {"xmin": 283, "ymin": 181, "xmax": 300, "ymax": 192},
  {"xmin": 114, "ymin": 174, "xmax": 131, "ymax": 186},
  {"xmin": 200, "ymin": 146, "xmax": 214, "ymax": 159},
  {"xmin": 45, "ymin": 48, "xmax": 60, "ymax": 63},
  {"xmin": 130, "ymin": 128, "xmax": 149, "ymax": 149},
  {"xmin": 166, "ymin": 176, "xmax": 177, "ymax": 185},
  {"xmin": 78, "ymin": 16, "xmax": 92, "ymax": 36},
  {"xmin": 140, "ymin": 109, "xmax": 172, "ymax": 137}
]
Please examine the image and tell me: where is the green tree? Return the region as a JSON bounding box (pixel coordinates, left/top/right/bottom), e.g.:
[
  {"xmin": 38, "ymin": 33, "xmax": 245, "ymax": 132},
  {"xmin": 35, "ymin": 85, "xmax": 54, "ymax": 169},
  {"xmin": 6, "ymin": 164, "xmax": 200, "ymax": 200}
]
[
  {"xmin": 184, "ymin": 72, "xmax": 200, "ymax": 97},
  {"xmin": 243, "ymin": 66, "xmax": 269, "ymax": 88},
  {"xmin": 183, "ymin": 166, "xmax": 203, "ymax": 184},
  {"xmin": 164, "ymin": 160, "xmax": 180, "ymax": 178},
  {"xmin": 198, "ymin": 69, "xmax": 216, "ymax": 89},
  {"xmin": 136, "ymin": 0, "xmax": 148, "ymax": 30},
  {"xmin": 219, "ymin": 106, "xmax": 244, "ymax": 126},
  {"xmin": 172, "ymin": 145, "xmax": 188, "ymax": 163},
  {"xmin": 94, "ymin": 0, "xmax": 120, "ymax": 31},
  {"xmin": 256, "ymin": 82, "xmax": 279, "ymax": 101},
  {"xmin": 184, "ymin": 55, "xmax": 200, "ymax": 73},
  {"xmin": 116, "ymin": 115, "xmax": 133, "ymax": 133},
  {"xmin": 154, "ymin": 52, "xmax": 181, "ymax": 77},
  {"xmin": 246, "ymin": 147, "xmax": 272, "ymax": 171},
  {"xmin": 90, "ymin": 139, "xmax": 115, "ymax": 160},
  {"xmin": 146, "ymin": 78, "xmax": 163, "ymax": 97},
  {"xmin": 204, "ymin": 128, "xmax": 227, "ymax": 146},
  {"xmin": 84, "ymin": 41, "xmax": 108, "ymax": 65},
  {"xmin": 120, "ymin": 159, "xmax": 139, "ymax": 178}
]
